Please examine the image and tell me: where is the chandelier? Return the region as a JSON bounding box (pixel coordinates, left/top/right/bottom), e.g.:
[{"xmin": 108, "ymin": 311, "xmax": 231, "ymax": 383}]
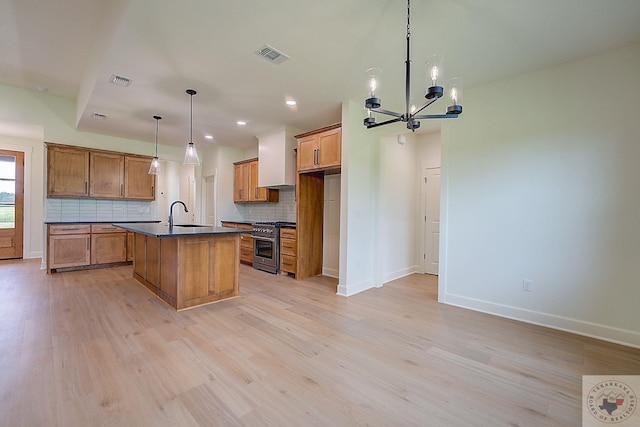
[{"xmin": 364, "ymin": 0, "xmax": 462, "ymax": 131}]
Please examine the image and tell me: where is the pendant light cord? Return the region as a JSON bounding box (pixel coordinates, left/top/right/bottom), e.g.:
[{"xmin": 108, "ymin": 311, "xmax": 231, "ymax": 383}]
[{"xmin": 189, "ymin": 92, "xmax": 193, "ymax": 144}]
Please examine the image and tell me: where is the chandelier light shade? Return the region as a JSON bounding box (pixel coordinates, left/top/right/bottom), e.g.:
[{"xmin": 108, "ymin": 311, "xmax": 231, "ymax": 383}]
[
  {"xmin": 364, "ymin": 0, "xmax": 462, "ymax": 131},
  {"xmin": 183, "ymin": 89, "xmax": 200, "ymax": 165},
  {"xmin": 148, "ymin": 115, "xmax": 161, "ymax": 175}
]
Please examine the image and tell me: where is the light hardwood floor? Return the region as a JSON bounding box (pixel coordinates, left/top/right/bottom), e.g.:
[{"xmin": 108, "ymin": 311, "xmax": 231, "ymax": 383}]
[{"xmin": 1, "ymin": 259, "xmax": 639, "ymax": 426}]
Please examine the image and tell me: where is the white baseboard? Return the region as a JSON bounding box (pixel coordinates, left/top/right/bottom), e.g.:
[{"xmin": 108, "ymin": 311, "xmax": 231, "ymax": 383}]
[
  {"xmin": 443, "ymin": 293, "xmax": 640, "ymax": 349},
  {"xmin": 322, "ymin": 267, "xmax": 339, "ymax": 278},
  {"xmin": 337, "ymin": 278, "xmax": 374, "ymax": 297},
  {"xmin": 383, "ymin": 265, "xmax": 418, "ymax": 284}
]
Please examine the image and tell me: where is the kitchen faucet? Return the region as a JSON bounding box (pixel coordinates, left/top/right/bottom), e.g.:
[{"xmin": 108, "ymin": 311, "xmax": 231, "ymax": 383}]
[{"xmin": 168, "ymin": 200, "xmax": 188, "ymax": 229}]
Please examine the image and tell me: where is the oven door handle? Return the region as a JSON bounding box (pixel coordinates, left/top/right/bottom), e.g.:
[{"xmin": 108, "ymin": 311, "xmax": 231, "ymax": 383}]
[{"xmin": 252, "ymin": 235, "xmax": 276, "ymax": 243}]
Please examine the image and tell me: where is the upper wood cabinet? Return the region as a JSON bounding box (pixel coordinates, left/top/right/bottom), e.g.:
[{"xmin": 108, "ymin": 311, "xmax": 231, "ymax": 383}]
[
  {"xmin": 233, "ymin": 162, "xmax": 249, "ymax": 202},
  {"xmin": 124, "ymin": 156, "xmax": 156, "ymax": 200},
  {"xmin": 47, "ymin": 145, "xmax": 90, "ymax": 197},
  {"xmin": 233, "ymin": 158, "xmax": 278, "ymax": 203},
  {"xmin": 46, "ymin": 143, "xmax": 155, "ymax": 200},
  {"xmin": 90, "ymin": 152, "xmax": 124, "ymax": 198},
  {"xmin": 296, "ymin": 124, "xmax": 341, "ymax": 173}
]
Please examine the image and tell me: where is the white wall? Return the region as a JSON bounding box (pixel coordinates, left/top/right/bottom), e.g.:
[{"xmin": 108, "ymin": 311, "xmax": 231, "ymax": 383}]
[{"xmin": 441, "ymin": 43, "xmax": 640, "ymax": 347}]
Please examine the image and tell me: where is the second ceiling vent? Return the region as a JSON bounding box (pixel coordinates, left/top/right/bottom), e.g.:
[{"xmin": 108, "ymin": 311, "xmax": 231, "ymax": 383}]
[{"xmin": 255, "ymin": 45, "xmax": 289, "ymax": 65}]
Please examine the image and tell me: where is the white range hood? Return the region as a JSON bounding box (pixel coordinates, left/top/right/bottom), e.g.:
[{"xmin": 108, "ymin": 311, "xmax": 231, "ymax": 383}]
[{"xmin": 257, "ymin": 126, "xmax": 303, "ymax": 188}]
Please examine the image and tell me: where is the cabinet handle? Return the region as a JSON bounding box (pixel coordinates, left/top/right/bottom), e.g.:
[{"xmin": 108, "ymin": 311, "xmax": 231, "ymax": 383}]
[
  {"xmin": 313, "ymin": 149, "xmax": 318, "ymax": 165},
  {"xmin": 238, "ymin": 189, "xmax": 242, "ymax": 199},
  {"xmin": 87, "ymin": 237, "xmax": 90, "ymax": 250},
  {"xmin": 255, "ymin": 188, "xmax": 258, "ymax": 199},
  {"xmin": 60, "ymin": 227, "xmax": 80, "ymax": 231},
  {"xmin": 121, "ymin": 184, "xmax": 124, "ymax": 196},
  {"xmin": 151, "ymin": 186, "xmax": 154, "ymax": 197},
  {"xmin": 84, "ymin": 182, "xmax": 88, "ymax": 194}
]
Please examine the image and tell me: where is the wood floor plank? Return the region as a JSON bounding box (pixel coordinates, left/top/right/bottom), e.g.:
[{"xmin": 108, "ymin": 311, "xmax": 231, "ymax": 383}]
[{"xmin": 1, "ymin": 259, "xmax": 640, "ymax": 426}]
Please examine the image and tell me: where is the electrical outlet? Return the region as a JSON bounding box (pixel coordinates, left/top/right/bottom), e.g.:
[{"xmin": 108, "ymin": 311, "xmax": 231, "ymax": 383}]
[{"xmin": 522, "ymin": 279, "xmax": 533, "ymax": 292}]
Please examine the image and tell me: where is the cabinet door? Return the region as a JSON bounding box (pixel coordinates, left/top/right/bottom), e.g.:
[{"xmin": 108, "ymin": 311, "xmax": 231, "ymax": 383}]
[
  {"xmin": 47, "ymin": 146, "xmax": 89, "ymax": 197},
  {"xmin": 124, "ymin": 156, "xmax": 155, "ymax": 200},
  {"xmin": 233, "ymin": 163, "xmax": 249, "ymax": 202},
  {"xmin": 91, "ymin": 233, "xmax": 127, "ymax": 264},
  {"xmin": 297, "ymin": 136, "xmax": 318, "ymax": 172},
  {"xmin": 49, "ymin": 234, "xmax": 91, "ymax": 269},
  {"xmin": 249, "ymin": 160, "xmax": 264, "ymax": 201},
  {"xmin": 90, "ymin": 152, "xmax": 124, "ymax": 198},
  {"xmin": 317, "ymin": 128, "xmax": 341, "ymax": 169}
]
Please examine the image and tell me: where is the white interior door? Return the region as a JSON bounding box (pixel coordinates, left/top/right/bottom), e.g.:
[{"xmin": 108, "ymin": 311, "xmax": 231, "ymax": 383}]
[
  {"xmin": 423, "ymin": 167, "xmax": 440, "ymax": 275},
  {"xmin": 203, "ymin": 174, "xmax": 216, "ymax": 226}
]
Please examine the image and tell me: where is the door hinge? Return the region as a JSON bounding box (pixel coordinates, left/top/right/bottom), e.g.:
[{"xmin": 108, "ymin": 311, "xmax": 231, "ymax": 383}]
[
  {"xmin": 423, "ymin": 253, "xmax": 426, "ymax": 259},
  {"xmin": 424, "ymin": 177, "xmax": 428, "ymax": 183}
]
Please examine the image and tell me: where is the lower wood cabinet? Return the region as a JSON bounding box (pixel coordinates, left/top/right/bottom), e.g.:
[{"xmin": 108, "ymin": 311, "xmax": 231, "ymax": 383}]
[
  {"xmin": 91, "ymin": 224, "xmax": 127, "ymax": 265},
  {"xmin": 48, "ymin": 223, "xmax": 138, "ymax": 273},
  {"xmin": 48, "ymin": 224, "xmax": 91, "ymax": 272},
  {"xmin": 279, "ymin": 227, "xmax": 297, "ymax": 275}
]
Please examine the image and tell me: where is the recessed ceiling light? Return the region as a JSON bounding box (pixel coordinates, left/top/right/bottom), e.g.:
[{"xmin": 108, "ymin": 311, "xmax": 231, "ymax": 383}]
[
  {"xmin": 36, "ymin": 85, "xmax": 48, "ymax": 92},
  {"xmin": 237, "ymin": 121, "xmax": 247, "ymax": 126},
  {"xmin": 286, "ymin": 100, "xmax": 297, "ymax": 106},
  {"xmin": 205, "ymin": 135, "xmax": 214, "ymax": 140}
]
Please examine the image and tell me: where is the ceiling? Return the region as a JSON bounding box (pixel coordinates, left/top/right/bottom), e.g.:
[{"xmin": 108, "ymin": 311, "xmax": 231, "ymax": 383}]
[{"xmin": 2, "ymin": 0, "xmax": 640, "ymax": 149}]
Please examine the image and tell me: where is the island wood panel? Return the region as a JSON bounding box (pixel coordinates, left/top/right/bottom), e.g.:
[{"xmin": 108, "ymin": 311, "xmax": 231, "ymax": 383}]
[
  {"xmin": 159, "ymin": 238, "xmax": 178, "ymax": 306},
  {"xmin": 295, "ymin": 172, "xmax": 324, "ymax": 279},
  {"xmin": 178, "ymin": 235, "xmax": 239, "ymax": 310},
  {"xmin": 146, "ymin": 236, "xmax": 160, "ymax": 289},
  {"xmin": 133, "ymin": 233, "xmax": 160, "ymax": 293},
  {"xmin": 133, "ymin": 233, "xmax": 146, "ymax": 279}
]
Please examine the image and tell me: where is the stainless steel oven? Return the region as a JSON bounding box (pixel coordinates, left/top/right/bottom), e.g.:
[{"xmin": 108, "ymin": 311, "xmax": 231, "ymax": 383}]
[{"xmin": 252, "ymin": 222, "xmax": 279, "ymax": 274}]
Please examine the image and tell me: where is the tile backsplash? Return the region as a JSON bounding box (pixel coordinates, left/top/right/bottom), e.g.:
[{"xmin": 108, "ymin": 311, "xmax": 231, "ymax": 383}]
[
  {"xmin": 46, "ymin": 198, "xmax": 156, "ymax": 222},
  {"xmin": 236, "ymin": 188, "xmax": 296, "ymax": 222}
]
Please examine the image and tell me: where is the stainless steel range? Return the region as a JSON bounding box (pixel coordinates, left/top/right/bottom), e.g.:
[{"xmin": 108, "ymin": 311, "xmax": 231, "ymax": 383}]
[{"xmin": 252, "ymin": 222, "xmax": 296, "ymax": 274}]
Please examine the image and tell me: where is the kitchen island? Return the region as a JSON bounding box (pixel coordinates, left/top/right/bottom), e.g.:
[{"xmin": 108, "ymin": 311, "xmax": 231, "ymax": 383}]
[{"xmin": 114, "ymin": 223, "xmax": 251, "ymax": 310}]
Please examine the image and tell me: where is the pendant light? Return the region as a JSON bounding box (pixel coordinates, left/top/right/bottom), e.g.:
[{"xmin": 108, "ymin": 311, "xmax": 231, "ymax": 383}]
[
  {"xmin": 148, "ymin": 115, "xmax": 161, "ymax": 175},
  {"xmin": 183, "ymin": 89, "xmax": 200, "ymax": 165}
]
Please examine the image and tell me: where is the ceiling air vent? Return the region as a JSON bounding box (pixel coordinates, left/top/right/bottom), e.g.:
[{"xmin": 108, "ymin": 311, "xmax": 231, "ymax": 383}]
[
  {"xmin": 91, "ymin": 112, "xmax": 108, "ymax": 119},
  {"xmin": 255, "ymin": 44, "xmax": 289, "ymax": 65},
  {"xmin": 109, "ymin": 74, "xmax": 132, "ymax": 87}
]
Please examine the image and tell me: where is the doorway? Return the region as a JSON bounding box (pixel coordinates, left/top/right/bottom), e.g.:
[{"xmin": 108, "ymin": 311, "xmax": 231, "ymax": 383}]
[
  {"xmin": 203, "ymin": 174, "xmax": 217, "ymax": 226},
  {"xmin": 422, "ymin": 167, "xmax": 440, "ymax": 275},
  {"xmin": 0, "ymin": 150, "xmax": 24, "ymax": 259}
]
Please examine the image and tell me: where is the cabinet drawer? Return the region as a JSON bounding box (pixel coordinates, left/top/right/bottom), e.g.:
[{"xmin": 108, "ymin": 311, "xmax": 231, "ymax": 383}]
[
  {"xmin": 280, "ymin": 254, "xmax": 297, "ymax": 274},
  {"xmin": 49, "ymin": 224, "xmax": 91, "ymax": 235},
  {"xmin": 280, "ymin": 227, "xmax": 296, "ymax": 239},
  {"xmin": 91, "ymin": 224, "xmax": 123, "ymax": 233},
  {"xmin": 240, "ymin": 247, "xmax": 253, "ymax": 264},
  {"xmin": 240, "ymin": 233, "xmax": 253, "ymax": 249},
  {"xmin": 280, "ymin": 238, "xmax": 296, "ymax": 256}
]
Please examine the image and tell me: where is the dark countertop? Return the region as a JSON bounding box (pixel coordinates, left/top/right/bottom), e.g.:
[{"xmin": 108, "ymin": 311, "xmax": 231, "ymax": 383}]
[
  {"xmin": 114, "ymin": 223, "xmax": 252, "ymax": 238},
  {"xmin": 45, "ymin": 220, "xmax": 161, "ymax": 224},
  {"xmin": 220, "ymin": 220, "xmax": 254, "ymax": 225}
]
